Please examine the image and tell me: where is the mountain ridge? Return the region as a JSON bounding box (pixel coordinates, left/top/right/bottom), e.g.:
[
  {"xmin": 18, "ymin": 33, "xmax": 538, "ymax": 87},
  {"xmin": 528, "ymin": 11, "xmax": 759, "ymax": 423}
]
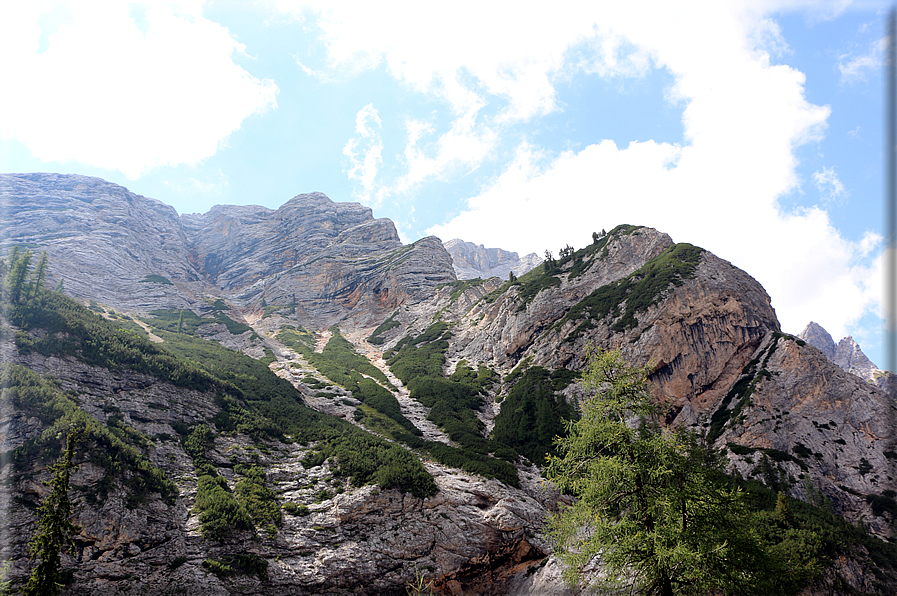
[{"xmin": 0, "ymin": 172, "xmax": 895, "ymax": 595}]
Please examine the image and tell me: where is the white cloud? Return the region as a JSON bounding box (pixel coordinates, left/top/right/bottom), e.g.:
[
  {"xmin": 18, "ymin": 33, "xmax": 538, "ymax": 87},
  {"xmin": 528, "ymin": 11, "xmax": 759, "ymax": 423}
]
[
  {"xmin": 423, "ymin": 2, "xmax": 878, "ymax": 343},
  {"xmin": 838, "ymin": 36, "xmax": 885, "ymax": 84},
  {"xmin": 343, "ymin": 104, "xmax": 384, "ymax": 206},
  {"xmin": 0, "ymin": 0, "xmax": 278, "ymax": 178},
  {"xmin": 812, "ymin": 166, "xmax": 847, "ymax": 202}
]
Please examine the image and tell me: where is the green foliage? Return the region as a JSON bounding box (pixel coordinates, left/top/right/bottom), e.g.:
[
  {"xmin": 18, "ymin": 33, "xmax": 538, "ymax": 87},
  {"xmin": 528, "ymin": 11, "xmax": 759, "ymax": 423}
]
[
  {"xmin": 234, "ymin": 465, "xmax": 282, "ymax": 528},
  {"xmin": 202, "ymin": 554, "xmax": 268, "ymax": 580},
  {"xmin": 11, "ymin": 293, "xmax": 216, "ymax": 391},
  {"xmin": 194, "ymin": 473, "xmax": 254, "ymax": 540},
  {"xmin": 146, "ymin": 308, "xmax": 251, "ymax": 335},
  {"xmin": 546, "ymin": 349, "xmax": 770, "ymax": 595},
  {"xmin": 441, "ymin": 278, "xmax": 487, "ymax": 302},
  {"xmin": 139, "ymin": 274, "xmax": 173, "ymax": 285},
  {"xmin": 491, "ymin": 366, "xmax": 578, "ymax": 465},
  {"xmin": 22, "ymin": 429, "xmax": 81, "ymax": 596},
  {"xmin": 321, "ymin": 328, "xmax": 393, "ymax": 388},
  {"xmin": 367, "ymin": 312, "xmax": 401, "ymax": 345},
  {"xmin": 4, "ymin": 365, "xmax": 176, "ymax": 507},
  {"xmin": 558, "ymin": 243, "xmax": 704, "ymax": 339},
  {"xmin": 283, "ymin": 328, "xmax": 420, "ymax": 436},
  {"xmin": 449, "ymin": 361, "xmax": 498, "ymax": 394},
  {"xmin": 386, "ymin": 323, "xmax": 518, "ymax": 485}
]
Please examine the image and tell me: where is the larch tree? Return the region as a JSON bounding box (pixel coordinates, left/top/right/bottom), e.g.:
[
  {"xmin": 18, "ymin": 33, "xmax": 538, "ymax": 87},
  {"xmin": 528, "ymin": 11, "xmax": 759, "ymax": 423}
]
[{"xmin": 545, "ymin": 348, "xmax": 770, "ymax": 596}]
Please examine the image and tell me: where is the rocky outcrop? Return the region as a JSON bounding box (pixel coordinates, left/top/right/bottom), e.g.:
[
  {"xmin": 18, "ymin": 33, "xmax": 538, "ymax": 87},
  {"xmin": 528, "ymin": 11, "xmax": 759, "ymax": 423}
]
[
  {"xmin": 717, "ymin": 332, "xmax": 897, "ymax": 539},
  {"xmin": 798, "ymin": 321, "xmax": 896, "ymax": 393},
  {"xmin": 384, "ymin": 227, "xmax": 779, "ymax": 424},
  {"xmin": 0, "ymin": 173, "xmax": 203, "ymax": 313},
  {"xmin": 0, "ymin": 174, "xmax": 456, "ymax": 325},
  {"xmin": 443, "ymin": 239, "xmax": 541, "ymax": 281}
]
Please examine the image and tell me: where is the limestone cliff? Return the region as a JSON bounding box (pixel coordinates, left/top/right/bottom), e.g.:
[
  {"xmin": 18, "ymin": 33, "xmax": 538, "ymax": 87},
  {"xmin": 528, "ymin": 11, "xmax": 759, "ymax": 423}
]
[
  {"xmin": 798, "ymin": 321, "xmax": 896, "ymax": 393},
  {"xmin": 2, "ymin": 174, "xmax": 895, "ymax": 595},
  {"xmin": 443, "ymin": 239, "xmax": 541, "ymax": 281},
  {"xmin": 0, "ymin": 174, "xmax": 456, "ymax": 327}
]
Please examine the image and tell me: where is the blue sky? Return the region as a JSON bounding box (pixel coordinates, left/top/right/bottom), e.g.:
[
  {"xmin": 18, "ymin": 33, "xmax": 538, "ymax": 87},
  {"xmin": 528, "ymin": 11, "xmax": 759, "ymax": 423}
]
[{"xmin": 0, "ymin": 1, "xmax": 890, "ymax": 368}]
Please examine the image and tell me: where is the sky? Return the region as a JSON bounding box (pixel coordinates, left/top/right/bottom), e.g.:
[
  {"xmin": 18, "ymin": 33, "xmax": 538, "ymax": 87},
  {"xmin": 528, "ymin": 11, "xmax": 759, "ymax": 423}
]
[{"xmin": 0, "ymin": 0, "xmax": 890, "ymax": 369}]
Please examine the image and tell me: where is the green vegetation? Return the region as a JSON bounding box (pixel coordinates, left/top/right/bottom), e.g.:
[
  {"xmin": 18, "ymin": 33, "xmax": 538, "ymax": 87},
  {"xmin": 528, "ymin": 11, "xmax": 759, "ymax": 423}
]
[
  {"xmin": 440, "ymin": 278, "xmax": 487, "ymax": 302},
  {"xmin": 557, "ymin": 243, "xmax": 704, "ymax": 339},
  {"xmin": 202, "ymin": 554, "xmax": 268, "ymax": 580},
  {"xmin": 4, "ymin": 250, "xmax": 436, "ymax": 503},
  {"xmin": 385, "ymin": 323, "xmax": 518, "ymax": 485},
  {"xmin": 22, "ymin": 429, "xmax": 81, "ymax": 596},
  {"xmin": 491, "ymin": 366, "xmax": 578, "ymax": 465},
  {"xmin": 145, "ymin": 308, "xmax": 251, "ymax": 335},
  {"xmin": 547, "ymin": 348, "xmax": 897, "ymax": 595},
  {"xmin": 139, "ymin": 274, "xmax": 173, "ymax": 285},
  {"xmin": 276, "ymin": 327, "xmax": 420, "ymax": 436},
  {"xmin": 366, "ymin": 312, "xmax": 401, "ymax": 345}
]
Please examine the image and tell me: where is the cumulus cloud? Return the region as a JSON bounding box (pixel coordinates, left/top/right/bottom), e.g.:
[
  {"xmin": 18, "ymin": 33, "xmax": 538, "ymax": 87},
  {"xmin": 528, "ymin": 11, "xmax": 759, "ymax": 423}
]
[
  {"xmin": 422, "ymin": 2, "xmax": 877, "ymax": 340},
  {"xmin": 343, "ymin": 104, "xmax": 384, "ymax": 205},
  {"xmin": 0, "ymin": 0, "xmax": 278, "ymax": 178}
]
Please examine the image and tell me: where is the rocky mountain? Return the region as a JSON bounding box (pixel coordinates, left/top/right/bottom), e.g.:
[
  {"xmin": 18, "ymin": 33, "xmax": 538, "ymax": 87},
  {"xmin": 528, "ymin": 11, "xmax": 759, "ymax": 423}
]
[
  {"xmin": 798, "ymin": 321, "xmax": 896, "ymax": 393},
  {"xmin": 443, "ymin": 239, "xmax": 541, "ymax": 281},
  {"xmin": 0, "ymin": 173, "xmax": 454, "ymax": 327},
  {"xmin": 0, "ymin": 173, "xmax": 895, "ymax": 595}
]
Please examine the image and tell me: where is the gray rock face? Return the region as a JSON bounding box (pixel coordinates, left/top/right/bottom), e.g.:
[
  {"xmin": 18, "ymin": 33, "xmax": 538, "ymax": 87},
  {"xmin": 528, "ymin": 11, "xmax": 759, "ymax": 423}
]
[
  {"xmin": 719, "ymin": 333, "xmax": 897, "ymax": 540},
  {"xmin": 798, "ymin": 322, "xmax": 837, "ymax": 361},
  {"xmin": 798, "ymin": 321, "xmax": 895, "ymax": 392},
  {"xmin": 443, "ymin": 239, "xmax": 541, "ymax": 281},
  {"xmin": 0, "ymin": 173, "xmax": 203, "ymax": 312},
  {"xmin": 0, "ymin": 174, "xmax": 456, "ymax": 326}
]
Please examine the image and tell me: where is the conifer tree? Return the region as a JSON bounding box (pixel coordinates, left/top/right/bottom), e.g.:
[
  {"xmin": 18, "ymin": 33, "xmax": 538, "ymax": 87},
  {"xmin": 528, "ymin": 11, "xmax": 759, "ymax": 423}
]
[
  {"xmin": 22, "ymin": 429, "xmax": 81, "ymax": 596},
  {"xmin": 546, "ymin": 349, "xmax": 768, "ymax": 595},
  {"xmin": 30, "ymin": 251, "xmax": 49, "ymax": 299},
  {"xmin": 5, "ymin": 249, "xmax": 32, "ymax": 304}
]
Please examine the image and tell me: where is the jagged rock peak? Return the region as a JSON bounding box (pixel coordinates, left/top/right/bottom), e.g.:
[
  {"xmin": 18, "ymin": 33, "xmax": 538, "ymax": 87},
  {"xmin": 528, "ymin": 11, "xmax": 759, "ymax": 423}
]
[
  {"xmin": 443, "ymin": 238, "xmax": 542, "ymax": 280},
  {"xmin": 798, "ymin": 321, "xmax": 837, "ymax": 361},
  {"xmin": 798, "ymin": 321, "xmax": 890, "ymax": 388}
]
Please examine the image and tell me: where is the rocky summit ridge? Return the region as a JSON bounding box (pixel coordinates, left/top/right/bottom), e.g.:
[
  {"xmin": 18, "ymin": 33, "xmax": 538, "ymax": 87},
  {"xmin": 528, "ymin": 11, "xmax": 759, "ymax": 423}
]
[
  {"xmin": 0, "ymin": 173, "xmax": 895, "ymax": 595},
  {"xmin": 442, "ymin": 239, "xmax": 542, "ymax": 281}
]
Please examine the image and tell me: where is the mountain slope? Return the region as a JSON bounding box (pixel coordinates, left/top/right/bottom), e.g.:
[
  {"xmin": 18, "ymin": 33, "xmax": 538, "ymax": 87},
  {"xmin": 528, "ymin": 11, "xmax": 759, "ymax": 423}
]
[{"xmin": 1, "ymin": 174, "xmax": 895, "ymax": 594}]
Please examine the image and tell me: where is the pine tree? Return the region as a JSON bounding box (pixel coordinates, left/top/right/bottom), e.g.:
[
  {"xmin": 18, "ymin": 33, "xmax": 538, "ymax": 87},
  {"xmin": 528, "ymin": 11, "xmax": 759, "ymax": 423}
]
[
  {"xmin": 5, "ymin": 249, "xmax": 32, "ymax": 304},
  {"xmin": 546, "ymin": 349, "xmax": 769, "ymax": 595},
  {"xmin": 22, "ymin": 429, "xmax": 81, "ymax": 596},
  {"xmin": 30, "ymin": 251, "xmax": 49, "ymax": 299}
]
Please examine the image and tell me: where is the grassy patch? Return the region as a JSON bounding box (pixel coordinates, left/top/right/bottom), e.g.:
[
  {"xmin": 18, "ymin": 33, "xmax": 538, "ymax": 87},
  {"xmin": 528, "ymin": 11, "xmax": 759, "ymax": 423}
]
[
  {"xmin": 557, "ymin": 243, "xmax": 704, "ymax": 339},
  {"xmin": 367, "ymin": 312, "xmax": 401, "ymax": 345},
  {"xmin": 139, "ymin": 274, "xmax": 173, "ymax": 285}
]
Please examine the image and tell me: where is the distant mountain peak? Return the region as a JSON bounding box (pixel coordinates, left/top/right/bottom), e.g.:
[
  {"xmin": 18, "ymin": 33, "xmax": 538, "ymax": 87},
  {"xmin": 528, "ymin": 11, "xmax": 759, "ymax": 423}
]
[
  {"xmin": 798, "ymin": 322, "xmax": 891, "ymax": 390},
  {"xmin": 443, "ymin": 238, "xmax": 542, "ymax": 280}
]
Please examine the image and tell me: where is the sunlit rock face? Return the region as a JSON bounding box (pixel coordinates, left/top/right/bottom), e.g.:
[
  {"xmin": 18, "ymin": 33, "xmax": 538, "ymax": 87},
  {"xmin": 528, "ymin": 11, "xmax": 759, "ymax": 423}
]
[
  {"xmin": 443, "ymin": 238, "xmax": 542, "ymax": 281},
  {"xmin": 798, "ymin": 321, "xmax": 896, "ymax": 393},
  {"xmin": 0, "ymin": 174, "xmax": 456, "ymax": 326},
  {"xmin": 2, "ymin": 174, "xmax": 896, "ymax": 594}
]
